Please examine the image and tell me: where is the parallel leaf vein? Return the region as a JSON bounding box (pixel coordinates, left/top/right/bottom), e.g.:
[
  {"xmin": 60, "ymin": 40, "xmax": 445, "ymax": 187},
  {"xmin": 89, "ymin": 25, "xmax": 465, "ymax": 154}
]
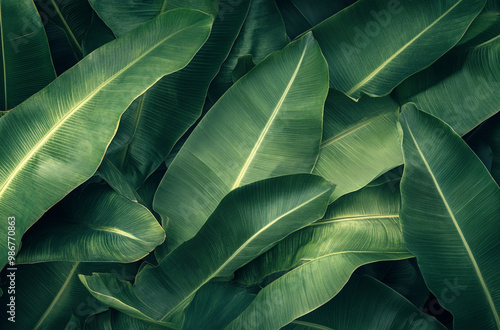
[
  {"xmin": 346, "ymin": 0, "xmax": 463, "ymax": 96},
  {"xmin": 231, "ymin": 45, "xmax": 308, "ymax": 189},
  {"xmin": 0, "ymin": 24, "xmax": 197, "ymax": 200},
  {"xmin": 405, "ymin": 121, "xmax": 500, "ymax": 327}
]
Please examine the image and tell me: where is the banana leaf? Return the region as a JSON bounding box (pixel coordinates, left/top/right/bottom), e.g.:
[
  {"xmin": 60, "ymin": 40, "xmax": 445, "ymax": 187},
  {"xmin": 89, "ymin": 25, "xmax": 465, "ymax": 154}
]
[
  {"xmin": 0, "ymin": 0, "xmax": 56, "ymax": 110},
  {"xmin": 313, "ymin": 89, "xmax": 403, "ymax": 202},
  {"xmin": 96, "ymin": 158, "xmax": 144, "ymax": 203},
  {"xmin": 394, "ymin": 12, "xmax": 500, "ymax": 135},
  {"xmin": 283, "ymin": 275, "xmax": 445, "ymax": 330},
  {"xmin": 228, "ymin": 182, "xmax": 411, "ymax": 329},
  {"xmin": 104, "ymin": 0, "xmax": 250, "ymax": 189},
  {"xmin": 80, "ymin": 174, "xmax": 334, "ymax": 323},
  {"xmin": 399, "ymin": 105, "xmax": 500, "ymax": 329},
  {"xmin": 0, "ymin": 262, "xmax": 138, "ymax": 329},
  {"xmin": 310, "ymin": 0, "xmax": 486, "ymax": 100},
  {"xmin": 0, "ymin": 9, "xmax": 212, "ymax": 269},
  {"xmin": 15, "ymin": 184, "xmax": 164, "ymax": 263},
  {"xmin": 154, "ymin": 33, "xmax": 328, "ymax": 252}
]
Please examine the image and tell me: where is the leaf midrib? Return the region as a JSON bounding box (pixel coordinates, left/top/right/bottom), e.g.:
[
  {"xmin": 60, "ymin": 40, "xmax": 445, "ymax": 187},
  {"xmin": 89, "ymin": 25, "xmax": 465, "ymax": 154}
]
[
  {"xmin": 287, "ymin": 250, "xmax": 411, "ymax": 279},
  {"xmin": 160, "ymin": 188, "xmax": 329, "ymax": 321},
  {"xmin": 0, "ymin": 23, "xmax": 199, "ymax": 201},
  {"xmin": 309, "ymin": 214, "xmax": 398, "ymax": 226},
  {"xmin": 231, "ymin": 43, "xmax": 308, "ymax": 189},
  {"xmin": 34, "ymin": 262, "xmax": 80, "ymax": 329},
  {"xmin": 291, "ymin": 320, "xmax": 333, "ymax": 330},
  {"xmin": 346, "ymin": 0, "xmax": 464, "ymax": 96},
  {"xmin": 62, "ymin": 220, "xmax": 143, "ymax": 241},
  {"xmin": 405, "ymin": 121, "xmax": 500, "ymax": 327},
  {"xmin": 0, "ymin": 3, "xmax": 7, "ymax": 110},
  {"xmin": 50, "ymin": 0, "xmax": 83, "ymax": 55}
]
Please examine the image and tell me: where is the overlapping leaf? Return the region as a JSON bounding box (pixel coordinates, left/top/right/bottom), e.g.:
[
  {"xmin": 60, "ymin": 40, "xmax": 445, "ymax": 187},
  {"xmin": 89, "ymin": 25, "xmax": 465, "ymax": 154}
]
[
  {"xmin": 154, "ymin": 33, "xmax": 329, "ymax": 252},
  {"xmin": 313, "ymin": 89, "xmax": 403, "ymax": 201},
  {"xmin": 311, "ymin": 0, "xmax": 486, "ymax": 99},
  {"xmin": 283, "ymin": 275, "xmax": 444, "ymax": 330},
  {"xmin": 35, "ymin": 0, "xmax": 93, "ymax": 59},
  {"xmin": 104, "ymin": 0, "xmax": 250, "ymax": 189},
  {"xmin": 15, "ymin": 185, "xmax": 164, "ymax": 263},
  {"xmin": 80, "ymin": 174, "xmax": 334, "ymax": 323},
  {"xmin": 208, "ymin": 0, "xmax": 289, "ymax": 100},
  {"xmin": 229, "ymin": 182, "xmax": 411, "ymax": 329},
  {"xmin": 0, "ymin": 262, "xmax": 138, "ymax": 329},
  {"xmin": 0, "ymin": 9, "xmax": 212, "ymax": 269},
  {"xmin": 395, "ymin": 12, "xmax": 500, "ymax": 135}
]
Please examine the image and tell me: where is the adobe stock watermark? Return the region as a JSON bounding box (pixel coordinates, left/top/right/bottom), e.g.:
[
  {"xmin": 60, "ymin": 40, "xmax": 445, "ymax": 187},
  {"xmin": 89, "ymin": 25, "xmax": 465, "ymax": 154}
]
[
  {"xmin": 410, "ymin": 277, "xmax": 468, "ymax": 326},
  {"xmin": 339, "ymin": 0, "xmax": 405, "ymax": 62},
  {"xmin": 5, "ymin": 216, "xmax": 17, "ymax": 323},
  {"xmin": 8, "ymin": 0, "xmax": 74, "ymax": 54}
]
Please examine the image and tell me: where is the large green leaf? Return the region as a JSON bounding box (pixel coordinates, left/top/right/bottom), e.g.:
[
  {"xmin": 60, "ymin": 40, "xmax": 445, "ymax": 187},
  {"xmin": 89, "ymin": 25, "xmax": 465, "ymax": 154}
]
[
  {"xmin": 310, "ymin": 0, "xmax": 486, "ymax": 100},
  {"xmin": 105, "ymin": 0, "xmax": 250, "ymax": 189},
  {"xmin": 313, "ymin": 89, "xmax": 403, "ymax": 201},
  {"xmin": 399, "ymin": 105, "xmax": 500, "ymax": 329},
  {"xmin": 283, "ymin": 275, "xmax": 445, "ymax": 330},
  {"xmin": 154, "ymin": 32, "xmax": 328, "ymax": 252},
  {"xmin": 229, "ymin": 182, "xmax": 411, "ymax": 329},
  {"xmin": 0, "ymin": 262, "xmax": 138, "ymax": 329},
  {"xmin": 208, "ymin": 0, "xmax": 289, "ymax": 100},
  {"xmin": 15, "ymin": 185, "xmax": 164, "ymax": 263},
  {"xmin": 394, "ymin": 13, "xmax": 500, "ymax": 135},
  {"xmin": 0, "ymin": 9, "xmax": 212, "ymax": 269},
  {"xmin": 0, "ymin": 0, "xmax": 56, "ymax": 110},
  {"xmin": 80, "ymin": 174, "xmax": 334, "ymax": 323}
]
